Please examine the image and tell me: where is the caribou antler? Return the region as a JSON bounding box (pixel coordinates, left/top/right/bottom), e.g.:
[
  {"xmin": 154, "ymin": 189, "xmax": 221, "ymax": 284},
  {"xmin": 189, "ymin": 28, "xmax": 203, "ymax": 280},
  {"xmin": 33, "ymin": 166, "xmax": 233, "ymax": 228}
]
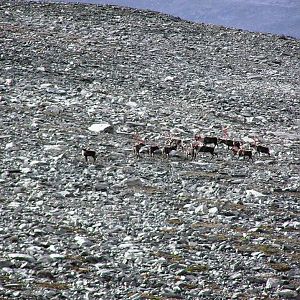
[
  {"xmin": 133, "ymin": 133, "xmax": 144, "ymax": 144},
  {"xmin": 254, "ymin": 136, "xmax": 260, "ymax": 145},
  {"xmin": 222, "ymin": 126, "xmax": 229, "ymax": 140}
]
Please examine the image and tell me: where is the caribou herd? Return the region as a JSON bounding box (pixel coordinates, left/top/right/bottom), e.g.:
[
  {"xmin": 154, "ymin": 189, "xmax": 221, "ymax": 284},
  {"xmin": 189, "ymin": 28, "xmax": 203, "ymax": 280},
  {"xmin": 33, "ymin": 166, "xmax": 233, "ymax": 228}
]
[
  {"xmin": 81, "ymin": 133, "xmax": 271, "ymax": 163},
  {"xmin": 132, "ymin": 133, "xmax": 271, "ymax": 161}
]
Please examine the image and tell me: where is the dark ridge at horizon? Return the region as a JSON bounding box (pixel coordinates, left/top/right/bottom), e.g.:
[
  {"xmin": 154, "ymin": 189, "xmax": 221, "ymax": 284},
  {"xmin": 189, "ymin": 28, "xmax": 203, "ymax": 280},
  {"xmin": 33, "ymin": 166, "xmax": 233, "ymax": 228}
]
[{"xmin": 47, "ymin": 0, "xmax": 300, "ymax": 39}]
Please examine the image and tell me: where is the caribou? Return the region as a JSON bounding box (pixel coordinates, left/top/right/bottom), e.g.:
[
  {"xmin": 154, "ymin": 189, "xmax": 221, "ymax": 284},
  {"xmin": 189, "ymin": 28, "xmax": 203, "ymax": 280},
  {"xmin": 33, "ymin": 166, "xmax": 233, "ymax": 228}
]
[
  {"xmin": 162, "ymin": 144, "xmax": 178, "ymax": 158},
  {"xmin": 219, "ymin": 138, "xmax": 241, "ymax": 149},
  {"xmin": 250, "ymin": 143, "xmax": 270, "ymax": 156},
  {"xmin": 149, "ymin": 145, "xmax": 160, "ymax": 157},
  {"xmin": 238, "ymin": 149, "xmax": 253, "ymax": 161},
  {"xmin": 82, "ymin": 149, "xmax": 97, "ymax": 163},
  {"xmin": 133, "ymin": 142, "xmax": 146, "ymax": 158}
]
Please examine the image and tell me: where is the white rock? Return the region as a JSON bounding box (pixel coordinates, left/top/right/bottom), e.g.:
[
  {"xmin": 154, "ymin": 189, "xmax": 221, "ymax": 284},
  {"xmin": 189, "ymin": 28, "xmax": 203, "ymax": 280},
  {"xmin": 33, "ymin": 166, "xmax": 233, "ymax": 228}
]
[
  {"xmin": 5, "ymin": 142, "xmax": 18, "ymax": 150},
  {"xmin": 36, "ymin": 66, "xmax": 46, "ymax": 72},
  {"xmin": 45, "ymin": 105, "xmax": 62, "ymax": 115},
  {"xmin": 88, "ymin": 123, "xmax": 113, "ymax": 133},
  {"xmin": 5, "ymin": 78, "xmax": 13, "ymax": 86},
  {"xmin": 283, "ymin": 221, "xmax": 300, "ymax": 229},
  {"xmin": 230, "ymin": 272, "xmax": 242, "ymax": 279},
  {"xmin": 251, "ymin": 251, "xmax": 265, "ymax": 258},
  {"xmin": 40, "ymin": 83, "xmax": 52, "ymax": 89},
  {"xmin": 20, "ymin": 167, "xmax": 31, "ymax": 174},
  {"xmin": 242, "ymin": 137, "xmax": 255, "ymax": 143},
  {"xmin": 80, "ymin": 89, "xmax": 93, "ymax": 98},
  {"xmin": 49, "ymin": 245, "xmax": 57, "ymax": 252},
  {"xmin": 208, "ymin": 207, "xmax": 219, "ymax": 216},
  {"xmin": 124, "ymin": 249, "xmax": 143, "ymax": 260},
  {"xmin": 44, "ymin": 145, "xmax": 64, "ymax": 151},
  {"xmin": 74, "ymin": 236, "xmax": 93, "ymax": 247},
  {"xmin": 195, "ymin": 204, "xmax": 208, "ymax": 214},
  {"xmin": 126, "ymin": 101, "xmax": 138, "ymax": 108},
  {"xmin": 29, "ymin": 160, "xmax": 47, "ymax": 166},
  {"xmin": 8, "ymin": 253, "xmax": 35, "ymax": 263},
  {"xmin": 183, "ymin": 203, "xmax": 193, "ymax": 209},
  {"xmin": 277, "ymin": 289, "xmax": 298, "ymax": 298},
  {"xmin": 8, "ymin": 201, "xmax": 20, "ymax": 208},
  {"xmin": 245, "ymin": 189, "xmax": 266, "ymax": 198},
  {"xmin": 164, "ymin": 76, "xmax": 175, "ymax": 82},
  {"xmin": 199, "ymin": 289, "xmax": 212, "ymax": 296},
  {"xmin": 49, "ymin": 254, "xmax": 65, "ymax": 260},
  {"xmin": 122, "ymin": 178, "xmax": 145, "ymax": 187},
  {"xmin": 96, "ymin": 268, "xmax": 115, "ymax": 278},
  {"xmin": 58, "ymin": 190, "xmax": 72, "ymax": 197},
  {"xmin": 118, "ymin": 243, "xmax": 134, "ymax": 249},
  {"xmin": 177, "ymin": 191, "xmax": 189, "ymax": 198},
  {"xmin": 245, "ymin": 117, "xmax": 254, "ymax": 123},
  {"xmin": 266, "ymin": 277, "xmax": 281, "ymax": 289}
]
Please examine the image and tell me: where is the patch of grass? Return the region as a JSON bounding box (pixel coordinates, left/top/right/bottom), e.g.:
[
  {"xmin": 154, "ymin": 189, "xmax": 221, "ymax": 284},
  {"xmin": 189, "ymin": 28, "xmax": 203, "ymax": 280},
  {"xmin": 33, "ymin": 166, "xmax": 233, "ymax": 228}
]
[
  {"xmin": 206, "ymin": 281, "xmax": 221, "ymax": 291},
  {"xmin": 140, "ymin": 293, "xmax": 162, "ymax": 300},
  {"xmin": 167, "ymin": 218, "xmax": 183, "ymax": 225},
  {"xmin": 132, "ymin": 185, "xmax": 163, "ymax": 195},
  {"xmin": 235, "ymin": 243, "xmax": 281, "ymax": 256},
  {"xmin": 153, "ymin": 251, "xmax": 183, "ymax": 263},
  {"xmin": 0, "ymin": 275, "xmax": 10, "ymax": 283},
  {"xmin": 269, "ymin": 262, "xmax": 291, "ymax": 272},
  {"xmin": 191, "ymin": 221, "xmax": 222, "ymax": 229},
  {"xmin": 55, "ymin": 225, "xmax": 87, "ymax": 235},
  {"xmin": 257, "ymin": 244, "xmax": 282, "ymax": 256},
  {"xmin": 231, "ymin": 225, "xmax": 247, "ymax": 233},
  {"xmin": 159, "ymin": 227, "xmax": 177, "ymax": 234},
  {"xmin": 289, "ymin": 252, "xmax": 300, "ymax": 266},
  {"xmin": 255, "ymin": 225, "xmax": 274, "ymax": 233},
  {"xmin": 213, "ymin": 234, "xmax": 229, "ymax": 242},
  {"xmin": 65, "ymin": 254, "xmax": 85, "ymax": 261},
  {"xmin": 2, "ymin": 283, "xmax": 25, "ymax": 291},
  {"xmin": 185, "ymin": 264, "xmax": 208, "ymax": 274},
  {"xmin": 180, "ymin": 283, "xmax": 198, "ymax": 290},
  {"xmin": 223, "ymin": 202, "xmax": 247, "ymax": 211},
  {"xmin": 0, "ymin": 276, "xmax": 26, "ymax": 291}
]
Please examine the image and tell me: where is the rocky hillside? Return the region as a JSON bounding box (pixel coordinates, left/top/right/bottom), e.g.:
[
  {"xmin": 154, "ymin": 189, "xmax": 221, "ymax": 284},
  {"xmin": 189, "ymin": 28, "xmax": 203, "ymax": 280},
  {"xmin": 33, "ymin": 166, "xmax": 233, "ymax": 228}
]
[{"xmin": 0, "ymin": 1, "xmax": 300, "ymax": 299}]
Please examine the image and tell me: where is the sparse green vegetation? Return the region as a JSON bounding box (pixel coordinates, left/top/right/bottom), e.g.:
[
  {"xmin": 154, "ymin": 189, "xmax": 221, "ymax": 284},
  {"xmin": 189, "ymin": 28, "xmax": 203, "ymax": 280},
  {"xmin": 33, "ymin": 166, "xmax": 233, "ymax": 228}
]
[
  {"xmin": 236, "ymin": 243, "xmax": 281, "ymax": 256},
  {"xmin": 167, "ymin": 218, "xmax": 183, "ymax": 225},
  {"xmin": 185, "ymin": 264, "xmax": 208, "ymax": 273},
  {"xmin": 132, "ymin": 185, "xmax": 164, "ymax": 195},
  {"xmin": 153, "ymin": 251, "xmax": 183, "ymax": 263},
  {"xmin": 269, "ymin": 262, "xmax": 291, "ymax": 272},
  {"xmin": 141, "ymin": 293, "xmax": 162, "ymax": 300}
]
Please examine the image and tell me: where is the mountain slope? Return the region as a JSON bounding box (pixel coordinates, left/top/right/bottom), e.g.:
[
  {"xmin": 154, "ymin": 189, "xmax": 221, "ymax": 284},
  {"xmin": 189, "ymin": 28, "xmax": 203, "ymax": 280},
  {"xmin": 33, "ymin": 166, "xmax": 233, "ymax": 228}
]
[{"xmin": 1, "ymin": 1, "xmax": 300, "ymax": 299}]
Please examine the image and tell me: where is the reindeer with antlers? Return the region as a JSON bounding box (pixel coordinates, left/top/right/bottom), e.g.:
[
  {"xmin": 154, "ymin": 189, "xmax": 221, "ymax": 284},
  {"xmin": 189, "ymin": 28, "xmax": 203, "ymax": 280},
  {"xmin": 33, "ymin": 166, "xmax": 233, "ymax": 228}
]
[
  {"xmin": 250, "ymin": 137, "xmax": 270, "ymax": 156},
  {"xmin": 237, "ymin": 148, "xmax": 253, "ymax": 161},
  {"xmin": 132, "ymin": 133, "xmax": 146, "ymax": 158},
  {"xmin": 160, "ymin": 132, "xmax": 184, "ymax": 158},
  {"xmin": 231, "ymin": 140, "xmax": 253, "ymax": 161},
  {"xmin": 186, "ymin": 135, "xmax": 217, "ymax": 159},
  {"xmin": 149, "ymin": 145, "xmax": 160, "ymax": 157},
  {"xmin": 218, "ymin": 126, "xmax": 242, "ymax": 150},
  {"xmin": 165, "ymin": 132, "xmax": 184, "ymax": 150}
]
